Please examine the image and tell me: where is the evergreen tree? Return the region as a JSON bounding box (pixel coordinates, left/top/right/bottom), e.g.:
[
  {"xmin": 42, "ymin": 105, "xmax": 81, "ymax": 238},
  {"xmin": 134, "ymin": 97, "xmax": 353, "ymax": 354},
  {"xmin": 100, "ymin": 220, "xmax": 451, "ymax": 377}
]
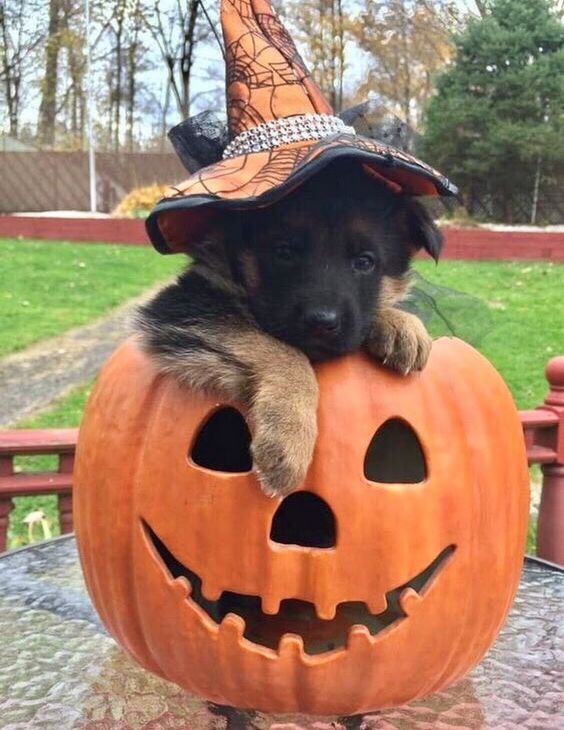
[{"xmin": 420, "ymin": 0, "xmax": 564, "ymax": 223}]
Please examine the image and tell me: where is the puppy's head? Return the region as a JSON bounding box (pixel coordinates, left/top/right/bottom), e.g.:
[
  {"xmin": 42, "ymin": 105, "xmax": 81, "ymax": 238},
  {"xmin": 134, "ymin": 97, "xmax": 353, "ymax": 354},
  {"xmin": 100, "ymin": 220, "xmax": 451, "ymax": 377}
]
[{"xmin": 222, "ymin": 159, "xmax": 442, "ymax": 360}]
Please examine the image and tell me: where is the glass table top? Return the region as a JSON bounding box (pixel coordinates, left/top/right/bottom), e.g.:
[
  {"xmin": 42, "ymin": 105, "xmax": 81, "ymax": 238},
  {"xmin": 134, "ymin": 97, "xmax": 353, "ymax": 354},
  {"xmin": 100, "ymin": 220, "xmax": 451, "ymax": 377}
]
[{"xmin": 0, "ymin": 535, "xmax": 562, "ymax": 729}]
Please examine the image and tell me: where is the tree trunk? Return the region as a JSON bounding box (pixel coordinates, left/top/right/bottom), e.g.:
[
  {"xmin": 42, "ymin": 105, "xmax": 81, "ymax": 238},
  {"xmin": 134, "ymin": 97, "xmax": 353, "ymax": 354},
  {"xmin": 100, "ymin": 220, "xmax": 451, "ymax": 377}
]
[
  {"xmin": 0, "ymin": 5, "xmax": 20, "ymax": 137},
  {"xmin": 329, "ymin": 0, "xmax": 337, "ymax": 109},
  {"xmin": 399, "ymin": 0, "xmax": 413, "ymax": 130},
  {"xmin": 114, "ymin": 4, "xmax": 125, "ymax": 151},
  {"xmin": 126, "ymin": 47, "xmax": 136, "ymax": 152},
  {"xmin": 62, "ymin": 0, "xmax": 84, "ymax": 146},
  {"xmin": 336, "ymin": 0, "xmax": 344, "ymax": 112},
  {"xmin": 108, "ymin": 72, "xmax": 113, "ymax": 149},
  {"xmin": 126, "ymin": 4, "xmax": 143, "ymax": 153},
  {"xmin": 69, "ymin": 45, "xmax": 80, "ymax": 137},
  {"xmin": 146, "ymin": 0, "xmax": 210, "ymax": 121},
  {"xmin": 38, "ymin": 0, "xmax": 61, "ymax": 146},
  {"xmin": 180, "ymin": 0, "xmax": 200, "ymax": 119},
  {"xmin": 160, "ymin": 79, "xmax": 171, "ymax": 152}
]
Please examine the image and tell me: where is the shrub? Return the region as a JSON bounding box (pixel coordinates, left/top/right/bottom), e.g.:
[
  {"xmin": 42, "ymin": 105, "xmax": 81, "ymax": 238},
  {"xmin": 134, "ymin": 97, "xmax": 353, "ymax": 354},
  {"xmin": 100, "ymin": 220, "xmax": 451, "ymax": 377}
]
[{"xmin": 112, "ymin": 184, "xmax": 169, "ymax": 218}]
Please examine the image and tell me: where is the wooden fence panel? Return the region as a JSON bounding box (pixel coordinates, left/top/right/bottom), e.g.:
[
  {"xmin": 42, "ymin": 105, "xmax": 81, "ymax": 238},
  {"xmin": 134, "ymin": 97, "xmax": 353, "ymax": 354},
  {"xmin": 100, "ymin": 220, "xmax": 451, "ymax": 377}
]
[{"xmin": 0, "ymin": 152, "xmax": 187, "ymax": 213}]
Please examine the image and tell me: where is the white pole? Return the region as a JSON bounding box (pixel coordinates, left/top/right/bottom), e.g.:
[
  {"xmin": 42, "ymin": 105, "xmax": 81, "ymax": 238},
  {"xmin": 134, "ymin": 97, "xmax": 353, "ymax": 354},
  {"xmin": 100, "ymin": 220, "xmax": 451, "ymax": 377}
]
[
  {"xmin": 85, "ymin": 0, "xmax": 96, "ymax": 212},
  {"xmin": 531, "ymin": 155, "xmax": 541, "ymax": 226}
]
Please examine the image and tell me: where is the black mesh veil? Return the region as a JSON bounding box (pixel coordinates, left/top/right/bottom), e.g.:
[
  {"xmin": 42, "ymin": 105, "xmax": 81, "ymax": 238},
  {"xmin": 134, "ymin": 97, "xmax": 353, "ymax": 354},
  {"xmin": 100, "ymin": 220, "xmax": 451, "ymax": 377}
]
[{"xmin": 400, "ymin": 272, "xmax": 494, "ymax": 346}]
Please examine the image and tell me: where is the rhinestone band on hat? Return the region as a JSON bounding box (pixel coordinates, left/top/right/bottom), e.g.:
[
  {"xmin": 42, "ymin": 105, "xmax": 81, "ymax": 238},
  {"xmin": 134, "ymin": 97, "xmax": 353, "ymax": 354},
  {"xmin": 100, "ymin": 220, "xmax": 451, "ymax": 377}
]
[{"xmin": 222, "ymin": 114, "xmax": 356, "ymax": 159}]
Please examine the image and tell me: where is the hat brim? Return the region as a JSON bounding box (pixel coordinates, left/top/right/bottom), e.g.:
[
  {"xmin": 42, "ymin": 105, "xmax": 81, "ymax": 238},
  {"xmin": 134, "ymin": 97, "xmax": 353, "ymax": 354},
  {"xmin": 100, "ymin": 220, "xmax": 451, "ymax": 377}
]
[{"xmin": 146, "ymin": 133, "xmax": 458, "ymax": 254}]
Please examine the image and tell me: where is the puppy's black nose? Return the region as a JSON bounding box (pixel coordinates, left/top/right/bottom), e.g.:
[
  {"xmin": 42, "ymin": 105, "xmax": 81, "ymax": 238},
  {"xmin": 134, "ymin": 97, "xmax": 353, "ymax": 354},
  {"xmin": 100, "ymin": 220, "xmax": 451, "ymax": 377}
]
[{"xmin": 302, "ymin": 308, "xmax": 341, "ymax": 336}]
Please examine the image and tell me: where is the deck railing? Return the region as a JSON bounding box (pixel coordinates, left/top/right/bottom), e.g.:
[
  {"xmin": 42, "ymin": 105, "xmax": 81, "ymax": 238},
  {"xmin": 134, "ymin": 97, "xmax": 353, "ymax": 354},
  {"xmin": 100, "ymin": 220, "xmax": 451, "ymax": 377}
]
[
  {"xmin": 0, "ymin": 429, "xmax": 76, "ymax": 552},
  {"xmin": 1, "ymin": 357, "xmax": 563, "ymax": 563},
  {"xmin": 520, "ymin": 357, "xmax": 564, "ymax": 564}
]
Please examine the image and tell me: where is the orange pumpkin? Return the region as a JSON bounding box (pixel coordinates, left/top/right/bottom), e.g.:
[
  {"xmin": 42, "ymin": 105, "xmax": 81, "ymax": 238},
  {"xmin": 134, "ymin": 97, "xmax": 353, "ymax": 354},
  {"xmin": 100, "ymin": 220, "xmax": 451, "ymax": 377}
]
[{"xmin": 74, "ymin": 337, "xmax": 529, "ymax": 715}]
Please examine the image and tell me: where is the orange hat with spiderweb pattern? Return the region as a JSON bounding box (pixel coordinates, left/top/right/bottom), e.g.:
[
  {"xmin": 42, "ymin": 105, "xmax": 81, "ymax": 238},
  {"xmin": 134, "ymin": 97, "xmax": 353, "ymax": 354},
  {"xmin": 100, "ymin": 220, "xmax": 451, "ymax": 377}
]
[{"xmin": 146, "ymin": 0, "xmax": 457, "ymax": 254}]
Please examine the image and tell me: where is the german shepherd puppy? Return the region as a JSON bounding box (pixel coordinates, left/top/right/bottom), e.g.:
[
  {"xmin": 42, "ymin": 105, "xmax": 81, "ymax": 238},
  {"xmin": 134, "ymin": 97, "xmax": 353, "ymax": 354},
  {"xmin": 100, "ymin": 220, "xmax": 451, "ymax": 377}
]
[{"xmin": 135, "ymin": 160, "xmax": 442, "ymax": 496}]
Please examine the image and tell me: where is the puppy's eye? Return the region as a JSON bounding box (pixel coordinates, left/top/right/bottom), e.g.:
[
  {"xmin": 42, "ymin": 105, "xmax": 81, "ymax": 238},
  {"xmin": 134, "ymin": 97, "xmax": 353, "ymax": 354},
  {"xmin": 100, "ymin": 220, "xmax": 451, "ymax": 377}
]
[
  {"xmin": 352, "ymin": 252, "xmax": 376, "ymax": 273},
  {"xmin": 274, "ymin": 241, "xmax": 298, "ymax": 262}
]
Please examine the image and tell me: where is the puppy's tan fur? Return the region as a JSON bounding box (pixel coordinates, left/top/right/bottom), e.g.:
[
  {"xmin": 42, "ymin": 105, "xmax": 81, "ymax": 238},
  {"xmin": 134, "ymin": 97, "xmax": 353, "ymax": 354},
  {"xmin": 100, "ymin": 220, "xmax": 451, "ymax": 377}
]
[
  {"xmin": 137, "ymin": 259, "xmax": 318, "ymax": 496},
  {"xmin": 367, "ymin": 274, "xmax": 433, "ymax": 375}
]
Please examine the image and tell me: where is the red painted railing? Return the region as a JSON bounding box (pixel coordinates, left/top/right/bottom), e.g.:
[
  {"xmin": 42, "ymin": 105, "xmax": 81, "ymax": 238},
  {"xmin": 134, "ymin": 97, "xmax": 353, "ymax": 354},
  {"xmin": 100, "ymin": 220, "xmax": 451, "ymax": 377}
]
[
  {"xmin": 520, "ymin": 357, "xmax": 564, "ymax": 564},
  {"xmin": 0, "ymin": 216, "xmax": 563, "ymax": 261},
  {"xmin": 0, "ymin": 429, "xmax": 76, "ymax": 552},
  {"xmin": 1, "ymin": 357, "xmax": 563, "ymax": 562}
]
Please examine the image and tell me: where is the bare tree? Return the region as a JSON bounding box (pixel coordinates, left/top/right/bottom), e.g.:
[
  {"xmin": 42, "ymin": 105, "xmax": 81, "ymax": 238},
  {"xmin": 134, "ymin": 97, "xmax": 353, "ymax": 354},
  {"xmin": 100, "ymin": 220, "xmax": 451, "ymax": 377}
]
[
  {"xmin": 145, "ymin": 0, "xmax": 211, "ymax": 120},
  {"xmin": 37, "ymin": 0, "xmax": 62, "ymax": 145},
  {"xmin": 350, "ymin": 0, "xmax": 454, "ymax": 130},
  {"xmin": 57, "ymin": 0, "xmax": 86, "ymax": 146},
  {"xmin": 108, "ymin": 0, "xmax": 127, "ymax": 150},
  {"xmin": 99, "ymin": 0, "xmax": 150, "ymax": 151},
  {"xmin": 282, "ymin": 0, "xmax": 346, "ymax": 112},
  {"xmin": 125, "ymin": 0, "xmax": 146, "ymax": 151},
  {"xmin": 1, "ymin": 0, "xmax": 44, "ymax": 138}
]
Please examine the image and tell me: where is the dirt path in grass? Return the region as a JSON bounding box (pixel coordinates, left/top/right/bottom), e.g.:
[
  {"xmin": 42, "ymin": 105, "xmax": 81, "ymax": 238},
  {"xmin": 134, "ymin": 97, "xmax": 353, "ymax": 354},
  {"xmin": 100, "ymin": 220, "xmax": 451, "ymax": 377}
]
[{"xmin": 0, "ymin": 284, "xmax": 164, "ymax": 427}]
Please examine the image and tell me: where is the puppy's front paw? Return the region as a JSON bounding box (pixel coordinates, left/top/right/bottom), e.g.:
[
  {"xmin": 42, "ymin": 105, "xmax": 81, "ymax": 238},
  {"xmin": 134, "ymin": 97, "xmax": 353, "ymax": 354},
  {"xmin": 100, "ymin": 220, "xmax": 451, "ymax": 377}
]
[
  {"xmin": 251, "ymin": 404, "xmax": 317, "ymax": 498},
  {"xmin": 366, "ymin": 308, "xmax": 432, "ymax": 375}
]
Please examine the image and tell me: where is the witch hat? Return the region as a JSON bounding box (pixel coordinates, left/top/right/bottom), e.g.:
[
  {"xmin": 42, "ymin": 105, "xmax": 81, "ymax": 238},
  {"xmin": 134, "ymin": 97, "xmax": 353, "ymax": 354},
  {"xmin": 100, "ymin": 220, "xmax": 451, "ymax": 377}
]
[{"xmin": 147, "ymin": 0, "xmax": 457, "ymax": 254}]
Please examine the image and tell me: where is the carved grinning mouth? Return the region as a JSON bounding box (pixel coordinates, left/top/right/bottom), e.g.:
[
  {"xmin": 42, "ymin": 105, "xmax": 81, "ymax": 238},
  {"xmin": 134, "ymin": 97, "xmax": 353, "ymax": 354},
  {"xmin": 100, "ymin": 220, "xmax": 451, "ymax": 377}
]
[{"xmin": 144, "ymin": 522, "xmax": 455, "ymax": 656}]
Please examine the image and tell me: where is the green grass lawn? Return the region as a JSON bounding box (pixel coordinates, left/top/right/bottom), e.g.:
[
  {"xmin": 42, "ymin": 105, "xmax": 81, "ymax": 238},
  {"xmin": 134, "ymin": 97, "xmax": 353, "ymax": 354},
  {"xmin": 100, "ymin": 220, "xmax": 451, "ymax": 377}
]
[
  {"xmin": 414, "ymin": 259, "xmax": 564, "ymax": 409},
  {"xmin": 5, "ymin": 258, "xmax": 563, "ymax": 551},
  {"xmin": 0, "ymin": 238, "xmax": 182, "ymax": 356}
]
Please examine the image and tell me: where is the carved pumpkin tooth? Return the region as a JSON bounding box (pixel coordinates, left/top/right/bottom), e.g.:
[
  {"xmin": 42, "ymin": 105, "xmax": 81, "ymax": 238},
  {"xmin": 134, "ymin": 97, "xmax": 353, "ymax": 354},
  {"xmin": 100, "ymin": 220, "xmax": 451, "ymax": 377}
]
[
  {"xmin": 219, "ymin": 612, "xmax": 245, "ymax": 638},
  {"xmin": 346, "ymin": 625, "xmax": 372, "ymax": 651},
  {"xmin": 315, "ymin": 601, "xmax": 337, "ymax": 621},
  {"xmin": 399, "ymin": 587, "xmax": 423, "ymax": 616},
  {"xmin": 260, "ymin": 595, "xmax": 281, "ymax": 615},
  {"xmin": 172, "ymin": 576, "xmax": 191, "ymax": 599},
  {"xmin": 200, "ymin": 580, "xmax": 222, "ymax": 602},
  {"xmin": 366, "ymin": 596, "xmax": 387, "ymax": 615},
  {"xmin": 278, "ymin": 633, "xmax": 304, "ymax": 657}
]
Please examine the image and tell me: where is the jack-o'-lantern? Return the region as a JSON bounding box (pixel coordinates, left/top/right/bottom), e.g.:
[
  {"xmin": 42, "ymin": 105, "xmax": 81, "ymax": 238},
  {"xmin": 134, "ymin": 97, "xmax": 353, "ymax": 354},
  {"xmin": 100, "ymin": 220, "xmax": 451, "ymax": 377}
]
[{"xmin": 74, "ymin": 337, "xmax": 529, "ymax": 715}]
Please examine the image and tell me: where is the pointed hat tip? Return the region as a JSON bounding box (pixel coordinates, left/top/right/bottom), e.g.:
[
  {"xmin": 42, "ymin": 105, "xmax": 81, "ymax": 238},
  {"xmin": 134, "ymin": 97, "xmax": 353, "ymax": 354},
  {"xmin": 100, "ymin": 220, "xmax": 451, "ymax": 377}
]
[{"xmin": 221, "ymin": 0, "xmax": 332, "ymax": 137}]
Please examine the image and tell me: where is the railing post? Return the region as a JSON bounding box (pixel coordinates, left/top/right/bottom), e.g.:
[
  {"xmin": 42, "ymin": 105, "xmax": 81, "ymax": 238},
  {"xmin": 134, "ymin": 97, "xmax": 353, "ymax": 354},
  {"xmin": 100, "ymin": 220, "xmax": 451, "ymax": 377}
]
[
  {"xmin": 58, "ymin": 452, "xmax": 74, "ymax": 534},
  {"xmin": 537, "ymin": 357, "xmax": 564, "ymax": 564},
  {"xmin": 0, "ymin": 455, "xmax": 14, "ymax": 552},
  {"xmin": 0, "ymin": 498, "xmax": 12, "ymax": 553}
]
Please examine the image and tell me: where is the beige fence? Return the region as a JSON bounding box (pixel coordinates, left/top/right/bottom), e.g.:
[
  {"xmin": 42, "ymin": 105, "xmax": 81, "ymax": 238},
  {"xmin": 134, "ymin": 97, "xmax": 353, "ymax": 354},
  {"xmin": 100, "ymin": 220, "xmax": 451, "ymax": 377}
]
[{"xmin": 0, "ymin": 152, "xmax": 187, "ymax": 213}]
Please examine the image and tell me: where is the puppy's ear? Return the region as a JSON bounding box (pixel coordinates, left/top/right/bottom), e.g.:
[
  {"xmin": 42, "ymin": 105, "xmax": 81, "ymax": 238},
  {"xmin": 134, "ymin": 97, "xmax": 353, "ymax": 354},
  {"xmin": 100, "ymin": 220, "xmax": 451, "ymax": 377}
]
[
  {"xmin": 188, "ymin": 218, "xmax": 233, "ymax": 275},
  {"xmin": 405, "ymin": 198, "xmax": 443, "ymax": 262}
]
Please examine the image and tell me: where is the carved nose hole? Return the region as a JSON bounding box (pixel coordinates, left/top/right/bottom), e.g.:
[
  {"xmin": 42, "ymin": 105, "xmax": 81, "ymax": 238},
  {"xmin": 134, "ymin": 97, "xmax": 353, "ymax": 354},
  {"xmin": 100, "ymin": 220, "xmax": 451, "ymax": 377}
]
[
  {"xmin": 270, "ymin": 492, "xmax": 336, "ymax": 548},
  {"xmin": 190, "ymin": 407, "xmax": 252, "ymax": 473},
  {"xmin": 364, "ymin": 418, "xmax": 426, "ymax": 483}
]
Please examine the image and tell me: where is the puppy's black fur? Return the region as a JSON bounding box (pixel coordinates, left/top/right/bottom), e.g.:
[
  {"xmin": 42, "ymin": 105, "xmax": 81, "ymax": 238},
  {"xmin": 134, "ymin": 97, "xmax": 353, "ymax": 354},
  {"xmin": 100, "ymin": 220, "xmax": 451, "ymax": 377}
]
[
  {"xmin": 228, "ymin": 164, "xmax": 441, "ymax": 361},
  {"xmin": 136, "ymin": 159, "xmax": 442, "ymax": 496}
]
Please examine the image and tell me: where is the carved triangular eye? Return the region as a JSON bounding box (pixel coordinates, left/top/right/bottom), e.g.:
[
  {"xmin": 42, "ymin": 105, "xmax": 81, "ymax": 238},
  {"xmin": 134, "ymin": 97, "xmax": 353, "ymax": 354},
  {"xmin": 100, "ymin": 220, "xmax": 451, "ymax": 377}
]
[
  {"xmin": 191, "ymin": 407, "xmax": 252, "ymax": 473},
  {"xmin": 364, "ymin": 418, "xmax": 426, "ymax": 483}
]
